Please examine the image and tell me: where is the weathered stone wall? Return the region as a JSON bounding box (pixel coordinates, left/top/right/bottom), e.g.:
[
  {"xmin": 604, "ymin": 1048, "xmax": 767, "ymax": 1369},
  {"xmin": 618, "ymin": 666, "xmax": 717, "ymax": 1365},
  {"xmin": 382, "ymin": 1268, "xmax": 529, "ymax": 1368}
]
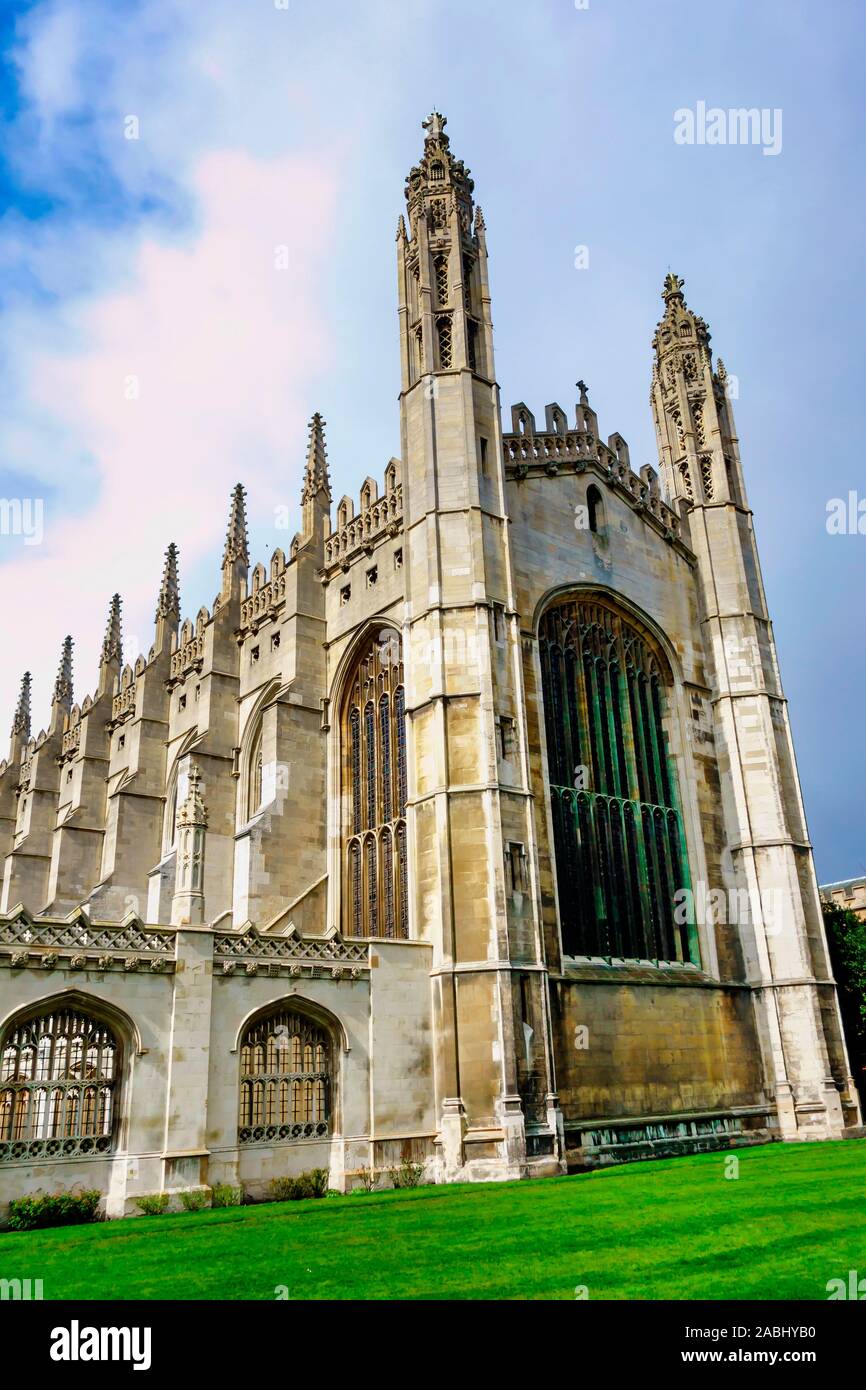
[
  {"xmin": 0, "ymin": 926, "xmax": 435, "ymax": 1217},
  {"xmin": 550, "ymin": 970, "xmax": 766, "ymax": 1127}
]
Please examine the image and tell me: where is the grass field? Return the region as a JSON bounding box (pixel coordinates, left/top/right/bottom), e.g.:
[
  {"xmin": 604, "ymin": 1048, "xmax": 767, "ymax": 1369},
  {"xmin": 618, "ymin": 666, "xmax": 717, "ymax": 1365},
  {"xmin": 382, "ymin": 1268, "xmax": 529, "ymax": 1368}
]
[{"xmin": 0, "ymin": 1139, "xmax": 863, "ymax": 1300}]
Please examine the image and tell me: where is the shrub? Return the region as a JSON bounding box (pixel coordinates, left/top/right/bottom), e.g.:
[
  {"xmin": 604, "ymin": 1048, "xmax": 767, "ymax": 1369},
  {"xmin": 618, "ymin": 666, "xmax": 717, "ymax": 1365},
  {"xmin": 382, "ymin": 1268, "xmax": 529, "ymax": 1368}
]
[
  {"xmin": 268, "ymin": 1176, "xmax": 299, "ymax": 1202},
  {"xmin": 211, "ymin": 1183, "xmax": 242, "ymax": 1208},
  {"xmin": 354, "ymin": 1167, "xmax": 377, "ymax": 1193},
  {"xmin": 268, "ymin": 1168, "xmax": 330, "ymax": 1202},
  {"xmin": 6, "ymin": 1190, "xmax": 101, "ymax": 1232},
  {"xmin": 179, "ymin": 1189, "xmax": 209, "ymax": 1212},
  {"xmin": 389, "ymin": 1159, "xmax": 424, "ymax": 1190},
  {"xmin": 135, "ymin": 1193, "xmax": 169, "ymax": 1216},
  {"xmin": 306, "ymin": 1167, "xmax": 330, "ymax": 1198}
]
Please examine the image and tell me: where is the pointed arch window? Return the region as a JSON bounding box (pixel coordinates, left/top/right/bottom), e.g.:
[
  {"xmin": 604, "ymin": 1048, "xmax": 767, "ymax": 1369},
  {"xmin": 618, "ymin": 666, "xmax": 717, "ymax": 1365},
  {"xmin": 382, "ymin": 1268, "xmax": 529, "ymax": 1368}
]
[
  {"xmin": 1, "ymin": 1007, "xmax": 118, "ymax": 1161},
  {"xmin": 436, "ymin": 315, "xmax": 453, "ymax": 369},
  {"xmin": 238, "ymin": 1009, "xmax": 331, "ymax": 1144},
  {"xmin": 539, "ymin": 596, "xmax": 696, "ymax": 964},
  {"xmin": 247, "ymin": 722, "xmax": 264, "ymax": 820},
  {"xmin": 434, "ymin": 255, "xmax": 449, "ymax": 307},
  {"xmin": 342, "ymin": 631, "xmax": 409, "ymax": 938},
  {"xmin": 587, "ymin": 484, "xmax": 605, "ymax": 533}
]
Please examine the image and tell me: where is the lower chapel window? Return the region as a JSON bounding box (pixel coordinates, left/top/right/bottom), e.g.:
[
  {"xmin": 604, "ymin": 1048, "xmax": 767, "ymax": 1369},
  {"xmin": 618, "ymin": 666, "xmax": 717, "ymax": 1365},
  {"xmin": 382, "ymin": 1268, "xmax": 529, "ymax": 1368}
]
[
  {"xmin": 343, "ymin": 631, "xmax": 408, "ymax": 939},
  {"xmin": 0, "ymin": 1007, "xmax": 118, "ymax": 1161},
  {"xmin": 238, "ymin": 1010, "xmax": 331, "ymax": 1144},
  {"xmin": 539, "ymin": 596, "xmax": 696, "ymax": 963}
]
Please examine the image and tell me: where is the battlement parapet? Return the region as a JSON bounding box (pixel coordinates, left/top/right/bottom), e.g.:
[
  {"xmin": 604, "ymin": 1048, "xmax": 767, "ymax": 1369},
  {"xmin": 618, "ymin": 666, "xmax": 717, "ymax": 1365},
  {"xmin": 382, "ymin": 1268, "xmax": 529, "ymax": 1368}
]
[
  {"xmin": 239, "ymin": 549, "xmax": 288, "ymax": 633},
  {"xmin": 324, "ymin": 461, "xmax": 402, "ymax": 570},
  {"xmin": 503, "ymin": 400, "xmax": 687, "ymax": 547},
  {"xmin": 169, "ymin": 607, "xmax": 211, "ymax": 683}
]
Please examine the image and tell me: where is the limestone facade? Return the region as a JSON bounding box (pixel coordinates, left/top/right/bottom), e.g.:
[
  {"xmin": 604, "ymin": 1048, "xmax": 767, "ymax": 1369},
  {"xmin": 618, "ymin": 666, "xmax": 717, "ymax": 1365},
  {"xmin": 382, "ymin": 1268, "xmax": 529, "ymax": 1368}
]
[{"xmin": 0, "ymin": 114, "xmax": 859, "ymax": 1218}]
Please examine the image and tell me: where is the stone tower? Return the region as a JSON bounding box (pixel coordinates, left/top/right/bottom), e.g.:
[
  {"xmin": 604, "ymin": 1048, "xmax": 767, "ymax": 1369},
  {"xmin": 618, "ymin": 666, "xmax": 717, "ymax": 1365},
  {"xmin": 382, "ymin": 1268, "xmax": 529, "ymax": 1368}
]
[
  {"xmin": 397, "ymin": 113, "xmax": 553, "ymax": 1176},
  {"xmin": 650, "ymin": 272, "xmax": 858, "ymax": 1136}
]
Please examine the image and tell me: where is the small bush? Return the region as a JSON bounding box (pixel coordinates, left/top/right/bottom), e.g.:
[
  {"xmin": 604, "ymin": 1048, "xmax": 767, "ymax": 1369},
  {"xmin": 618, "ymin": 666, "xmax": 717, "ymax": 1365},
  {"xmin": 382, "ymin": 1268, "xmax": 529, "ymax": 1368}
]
[
  {"xmin": 354, "ymin": 1167, "xmax": 377, "ymax": 1194},
  {"xmin": 268, "ymin": 1168, "xmax": 330, "ymax": 1202},
  {"xmin": 6, "ymin": 1190, "xmax": 101, "ymax": 1232},
  {"xmin": 179, "ymin": 1189, "xmax": 209, "ymax": 1212},
  {"xmin": 306, "ymin": 1167, "xmax": 330, "ymax": 1198},
  {"xmin": 211, "ymin": 1183, "xmax": 242, "ymax": 1208},
  {"xmin": 390, "ymin": 1159, "xmax": 424, "ymax": 1190},
  {"xmin": 135, "ymin": 1193, "xmax": 169, "ymax": 1216}
]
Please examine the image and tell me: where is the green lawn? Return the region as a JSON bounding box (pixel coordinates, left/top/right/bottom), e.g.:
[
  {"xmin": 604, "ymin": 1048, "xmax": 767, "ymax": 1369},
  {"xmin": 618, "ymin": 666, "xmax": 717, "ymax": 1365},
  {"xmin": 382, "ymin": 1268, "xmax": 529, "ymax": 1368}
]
[{"xmin": 1, "ymin": 1140, "xmax": 864, "ymax": 1300}]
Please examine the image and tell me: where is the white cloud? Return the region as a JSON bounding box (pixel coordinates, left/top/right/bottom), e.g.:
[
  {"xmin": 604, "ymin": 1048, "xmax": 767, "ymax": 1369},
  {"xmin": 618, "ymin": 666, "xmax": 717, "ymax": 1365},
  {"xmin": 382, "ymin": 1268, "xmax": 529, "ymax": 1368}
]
[
  {"xmin": 0, "ymin": 144, "xmax": 337, "ymax": 726},
  {"xmin": 0, "ymin": 0, "xmax": 355, "ymax": 730}
]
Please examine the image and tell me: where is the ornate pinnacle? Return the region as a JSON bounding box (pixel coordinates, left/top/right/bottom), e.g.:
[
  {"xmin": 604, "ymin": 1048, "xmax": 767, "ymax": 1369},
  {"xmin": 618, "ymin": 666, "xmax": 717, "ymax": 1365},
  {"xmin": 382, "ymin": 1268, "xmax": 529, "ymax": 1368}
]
[
  {"xmin": 223, "ymin": 483, "xmax": 249, "ymax": 568},
  {"xmin": 396, "ymin": 213, "xmax": 407, "ymax": 241},
  {"xmin": 662, "ymin": 271, "xmax": 685, "ymax": 305},
  {"xmin": 576, "ymin": 379, "xmax": 589, "ymax": 404},
  {"xmin": 422, "ymin": 111, "xmax": 448, "ymax": 144},
  {"xmin": 11, "ymin": 672, "xmax": 31, "ymax": 738},
  {"xmin": 177, "ymin": 761, "xmax": 208, "ymax": 828},
  {"xmin": 100, "ymin": 593, "xmax": 123, "ymax": 666},
  {"xmin": 156, "ymin": 542, "xmax": 180, "ymax": 621},
  {"xmin": 474, "ymin": 204, "xmax": 486, "ymax": 233},
  {"xmin": 301, "ymin": 412, "xmax": 331, "ymax": 505},
  {"xmin": 53, "ymin": 636, "xmax": 74, "ymax": 707}
]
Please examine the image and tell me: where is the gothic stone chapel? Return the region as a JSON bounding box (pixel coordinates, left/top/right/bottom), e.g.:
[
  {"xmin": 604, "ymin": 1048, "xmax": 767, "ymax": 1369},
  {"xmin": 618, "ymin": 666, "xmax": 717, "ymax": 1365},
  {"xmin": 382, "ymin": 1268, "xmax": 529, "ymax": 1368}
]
[{"xmin": 0, "ymin": 114, "xmax": 859, "ymax": 1215}]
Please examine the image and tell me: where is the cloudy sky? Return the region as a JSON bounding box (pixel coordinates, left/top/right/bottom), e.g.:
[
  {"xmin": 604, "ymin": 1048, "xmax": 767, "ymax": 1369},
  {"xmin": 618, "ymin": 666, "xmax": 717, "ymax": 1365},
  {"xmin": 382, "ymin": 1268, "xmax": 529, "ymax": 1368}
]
[{"xmin": 0, "ymin": 0, "xmax": 863, "ymax": 880}]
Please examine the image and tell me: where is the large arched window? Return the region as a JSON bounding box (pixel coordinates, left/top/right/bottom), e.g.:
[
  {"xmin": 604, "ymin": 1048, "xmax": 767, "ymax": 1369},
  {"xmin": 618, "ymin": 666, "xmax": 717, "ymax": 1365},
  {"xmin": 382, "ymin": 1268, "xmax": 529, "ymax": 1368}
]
[
  {"xmin": 238, "ymin": 1009, "xmax": 331, "ymax": 1144},
  {"xmin": 342, "ymin": 630, "xmax": 408, "ymax": 938},
  {"xmin": 0, "ymin": 1006, "xmax": 118, "ymax": 1161},
  {"xmin": 539, "ymin": 595, "xmax": 695, "ymax": 963}
]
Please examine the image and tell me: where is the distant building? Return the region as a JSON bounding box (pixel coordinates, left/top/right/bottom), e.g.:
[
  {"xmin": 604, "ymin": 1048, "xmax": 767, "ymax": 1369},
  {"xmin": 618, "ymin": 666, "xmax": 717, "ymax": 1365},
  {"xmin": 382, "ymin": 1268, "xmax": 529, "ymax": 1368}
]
[{"xmin": 821, "ymin": 878, "xmax": 866, "ymax": 922}]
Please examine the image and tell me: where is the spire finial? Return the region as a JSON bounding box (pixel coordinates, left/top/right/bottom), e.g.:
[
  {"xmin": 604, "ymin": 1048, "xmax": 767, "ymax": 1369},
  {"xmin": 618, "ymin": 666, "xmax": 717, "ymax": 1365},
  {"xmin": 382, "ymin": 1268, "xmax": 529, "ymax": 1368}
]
[
  {"xmin": 11, "ymin": 672, "xmax": 31, "ymax": 738},
  {"xmin": 422, "ymin": 111, "xmax": 447, "ymax": 143},
  {"xmin": 100, "ymin": 593, "xmax": 123, "ymax": 666},
  {"xmin": 576, "ymin": 379, "xmax": 589, "ymax": 404},
  {"xmin": 178, "ymin": 760, "xmax": 208, "ymax": 828},
  {"xmin": 156, "ymin": 542, "xmax": 180, "ymax": 621},
  {"xmin": 662, "ymin": 271, "xmax": 685, "ymax": 306},
  {"xmin": 53, "ymin": 636, "xmax": 74, "ymax": 707},
  {"xmin": 301, "ymin": 412, "xmax": 331, "ymax": 506},
  {"xmin": 223, "ymin": 483, "xmax": 249, "ymax": 568}
]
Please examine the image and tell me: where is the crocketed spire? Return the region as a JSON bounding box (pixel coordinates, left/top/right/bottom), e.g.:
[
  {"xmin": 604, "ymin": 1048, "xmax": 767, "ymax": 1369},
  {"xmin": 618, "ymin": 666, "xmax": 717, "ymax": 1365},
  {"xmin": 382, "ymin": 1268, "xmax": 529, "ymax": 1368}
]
[
  {"xmin": 53, "ymin": 636, "xmax": 74, "ymax": 707},
  {"xmin": 177, "ymin": 761, "xmax": 208, "ymax": 829},
  {"xmin": 156, "ymin": 542, "xmax": 180, "ymax": 621},
  {"xmin": 100, "ymin": 593, "xmax": 123, "ymax": 666},
  {"xmin": 223, "ymin": 483, "xmax": 249, "ymax": 568},
  {"xmin": 301, "ymin": 413, "xmax": 331, "ymax": 505},
  {"xmin": 11, "ymin": 671, "xmax": 31, "ymax": 738}
]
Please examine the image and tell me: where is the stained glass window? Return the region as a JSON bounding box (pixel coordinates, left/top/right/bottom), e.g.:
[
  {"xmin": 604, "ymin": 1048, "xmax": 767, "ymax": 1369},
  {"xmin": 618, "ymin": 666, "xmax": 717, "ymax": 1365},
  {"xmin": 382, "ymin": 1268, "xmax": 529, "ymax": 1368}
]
[
  {"xmin": 0, "ymin": 1008, "xmax": 117, "ymax": 1161},
  {"xmin": 342, "ymin": 632, "xmax": 408, "ymax": 938},
  {"xmin": 539, "ymin": 597, "xmax": 695, "ymax": 963},
  {"xmin": 238, "ymin": 1010, "xmax": 330, "ymax": 1144}
]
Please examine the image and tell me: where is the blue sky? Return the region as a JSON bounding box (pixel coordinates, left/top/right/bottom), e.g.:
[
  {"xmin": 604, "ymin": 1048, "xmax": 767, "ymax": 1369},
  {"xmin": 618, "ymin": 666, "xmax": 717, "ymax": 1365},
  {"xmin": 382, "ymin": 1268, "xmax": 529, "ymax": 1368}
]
[{"xmin": 0, "ymin": 0, "xmax": 863, "ymax": 881}]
